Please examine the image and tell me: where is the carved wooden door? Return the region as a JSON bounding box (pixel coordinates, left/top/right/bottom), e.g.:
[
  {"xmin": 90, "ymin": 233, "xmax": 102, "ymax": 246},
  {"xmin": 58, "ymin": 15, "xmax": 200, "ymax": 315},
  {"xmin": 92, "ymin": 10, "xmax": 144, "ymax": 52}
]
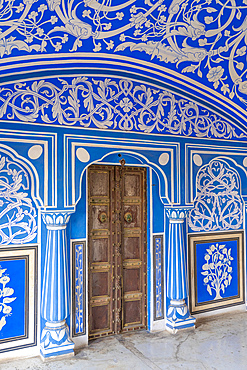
[{"xmin": 88, "ymin": 165, "xmax": 147, "ymax": 339}]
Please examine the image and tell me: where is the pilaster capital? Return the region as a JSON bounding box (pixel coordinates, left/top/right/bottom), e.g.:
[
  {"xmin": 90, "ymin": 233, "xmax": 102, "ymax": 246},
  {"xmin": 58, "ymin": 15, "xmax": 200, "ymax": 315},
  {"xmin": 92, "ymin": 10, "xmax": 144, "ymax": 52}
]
[
  {"xmin": 41, "ymin": 210, "xmax": 74, "ymax": 230},
  {"xmin": 165, "ymin": 207, "xmax": 191, "ymax": 222}
]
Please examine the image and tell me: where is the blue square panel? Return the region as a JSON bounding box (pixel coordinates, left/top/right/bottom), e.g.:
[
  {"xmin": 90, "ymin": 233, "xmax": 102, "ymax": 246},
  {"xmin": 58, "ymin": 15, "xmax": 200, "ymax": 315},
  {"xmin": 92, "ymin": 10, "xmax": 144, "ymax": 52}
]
[
  {"xmin": 196, "ymin": 240, "xmax": 239, "ymax": 304},
  {"xmin": 0, "ymin": 259, "xmax": 26, "ymax": 341},
  {"xmin": 189, "ymin": 232, "xmax": 244, "ymax": 314}
]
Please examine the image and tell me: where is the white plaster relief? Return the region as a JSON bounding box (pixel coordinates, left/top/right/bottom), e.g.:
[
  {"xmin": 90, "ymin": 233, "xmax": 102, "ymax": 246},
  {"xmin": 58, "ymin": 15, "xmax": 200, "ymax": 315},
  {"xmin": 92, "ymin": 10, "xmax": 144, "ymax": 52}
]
[
  {"xmin": 28, "ymin": 145, "xmax": 43, "ymax": 160},
  {"xmin": 243, "ymin": 157, "xmax": 247, "ymax": 167},
  {"xmin": 76, "ymin": 148, "xmax": 90, "ymax": 163},
  {"xmin": 193, "ymin": 154, "xmax": 203, "ymax": 167},
  {"xmin": 159, "ymin": 153, "xmax": 169, "ymax": 166}
]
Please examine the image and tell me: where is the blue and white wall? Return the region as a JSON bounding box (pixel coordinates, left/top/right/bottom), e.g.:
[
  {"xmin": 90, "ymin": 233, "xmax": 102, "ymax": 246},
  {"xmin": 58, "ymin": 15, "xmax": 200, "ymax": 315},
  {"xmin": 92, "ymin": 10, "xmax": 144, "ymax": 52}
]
[{"xmin": 0, "ymin": 0, "xmax": 247, "ymax": 360}]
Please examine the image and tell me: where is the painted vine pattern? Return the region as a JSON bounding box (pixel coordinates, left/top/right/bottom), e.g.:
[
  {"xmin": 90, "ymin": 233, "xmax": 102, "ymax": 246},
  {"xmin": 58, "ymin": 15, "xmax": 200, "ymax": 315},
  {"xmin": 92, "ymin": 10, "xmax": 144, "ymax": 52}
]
[
  {"xmin": 0, "ymin": 154, "xmax": 37, "ymax": 245},
  {"xmin": 0, "ymin": 1, "xmax": 247, "ymax": 107},
  {"xmin": 189, "ymin": 160, "xmax": 243, "ymax": 232},
  {"xmin": 0, "ymin": 77, "xmax": 245, "ymax": 138}
]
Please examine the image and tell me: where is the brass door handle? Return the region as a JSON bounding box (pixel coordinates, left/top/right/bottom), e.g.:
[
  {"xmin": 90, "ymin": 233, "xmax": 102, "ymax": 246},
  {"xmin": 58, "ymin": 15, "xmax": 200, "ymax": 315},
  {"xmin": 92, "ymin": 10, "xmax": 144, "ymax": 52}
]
[
  {"xmin": 98, "ymin": 212, "xmax": 107, "ymax": 223},
  {"xmin": 124, "ymin": 212, "xmax": 132, "ymax": 223}
]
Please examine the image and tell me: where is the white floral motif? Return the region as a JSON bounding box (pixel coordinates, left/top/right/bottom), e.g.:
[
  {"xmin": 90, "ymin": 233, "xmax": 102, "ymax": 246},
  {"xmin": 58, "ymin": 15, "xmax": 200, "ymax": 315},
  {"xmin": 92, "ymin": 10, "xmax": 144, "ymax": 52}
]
[
  {"xmin": 155, "ymin": 237, "xmax": 163, "ymax": 318},
  {"xmin": 189, "ymin": 160, "xmax": 243, "ymax": 231},
  {"xmin": 0, "ymin": 154, "xmax": 37, "ymax": 245},
  {"xmin": 201, "ymin": 243, "xmax": 233, "ymax": 300},
  {"xmin": 0, "ymin": 266, "xmax": 16, "ymax": 330},
  {"xmin": 0, "ymin": 77, "xmax": 245, "ymax": 139},
  {"xmin": 119, "ymin": 97, "xmax": 133, "ymax": 112},
  {"xmin": 207, "ymin": 67, "xmax": 224, "ymax": 83}
]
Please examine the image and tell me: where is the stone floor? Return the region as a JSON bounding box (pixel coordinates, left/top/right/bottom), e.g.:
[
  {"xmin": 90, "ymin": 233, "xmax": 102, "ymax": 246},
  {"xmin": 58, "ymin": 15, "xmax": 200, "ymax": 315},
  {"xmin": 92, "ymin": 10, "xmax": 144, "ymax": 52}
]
[{"xmin": 1, "ymin": 311, "xmax": 247, "ymax": 370}]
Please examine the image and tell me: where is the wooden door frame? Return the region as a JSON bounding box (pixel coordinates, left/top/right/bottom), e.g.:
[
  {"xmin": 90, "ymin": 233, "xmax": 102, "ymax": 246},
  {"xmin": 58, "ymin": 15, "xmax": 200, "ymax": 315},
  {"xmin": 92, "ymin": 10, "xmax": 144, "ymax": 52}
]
[{"xmin": 87, "ymin": 163, "xmax": 149, "ymax": 340}]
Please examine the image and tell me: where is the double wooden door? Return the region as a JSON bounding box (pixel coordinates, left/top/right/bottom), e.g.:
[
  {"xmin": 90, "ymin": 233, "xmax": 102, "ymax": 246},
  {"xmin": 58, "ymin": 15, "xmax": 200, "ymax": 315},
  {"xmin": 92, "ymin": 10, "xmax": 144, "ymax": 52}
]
[{"xmin": 88, "ymin": 165, "xmax": 147, "ymax": 339}]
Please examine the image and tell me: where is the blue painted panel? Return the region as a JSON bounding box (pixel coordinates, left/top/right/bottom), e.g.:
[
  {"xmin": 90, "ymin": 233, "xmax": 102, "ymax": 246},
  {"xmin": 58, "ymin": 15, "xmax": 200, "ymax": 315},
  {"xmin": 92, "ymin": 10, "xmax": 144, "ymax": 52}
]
[
  {"xmin": 70, "ymin": 173, "xmax": 87, "ymax": 239},
  {"xmin": 196, "ymin": 240, "xmax": 239, "ymax": 303},
  {"xmin": 152, "ymin": 171, "xmax": 164, "ymax": 233},
  {"xmin": 0, "ymin": 259, "xmax": 26, "ymax": 341}
]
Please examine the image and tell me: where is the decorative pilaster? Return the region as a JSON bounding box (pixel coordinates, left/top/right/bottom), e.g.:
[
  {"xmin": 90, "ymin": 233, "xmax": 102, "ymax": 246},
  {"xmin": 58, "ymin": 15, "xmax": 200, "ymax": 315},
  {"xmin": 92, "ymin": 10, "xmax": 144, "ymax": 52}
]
[
  {"xmin": 40, "ymin": 211, "xmax": 74, "ymax": 359},
  {"xmin": 165, "ymin": 208, "xmax": 195, "ymax": 333}
]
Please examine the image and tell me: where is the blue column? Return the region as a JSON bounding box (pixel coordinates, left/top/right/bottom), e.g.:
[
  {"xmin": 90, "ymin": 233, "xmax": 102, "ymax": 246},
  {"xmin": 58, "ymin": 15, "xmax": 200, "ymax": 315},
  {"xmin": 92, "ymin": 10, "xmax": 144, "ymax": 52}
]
[
  {"xmin": 165, "ymin": 208, "xmax": 195, "ymax": 333},
  {"xmin": 40, "ymin": 211, "xmax": 74, "ymax": 359}
]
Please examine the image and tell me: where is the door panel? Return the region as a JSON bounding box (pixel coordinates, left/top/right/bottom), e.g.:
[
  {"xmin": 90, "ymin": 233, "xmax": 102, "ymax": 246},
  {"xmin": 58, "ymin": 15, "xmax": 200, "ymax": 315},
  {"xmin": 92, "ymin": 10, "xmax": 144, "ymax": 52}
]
[
  {"xmin": 88, "ymin": 167, "xmax": 114, "ymax": 338},
  {"xmin": 90, "ymin": 171, "xmax": 109, "ymax": 196},
  {"xmin": 124, "ymin": 300, "xmax": 142, "ymax": 325},
  {"xmin": 122, "ymin": 168, "xmax": 146, "ymax": 331},
  {"xmin": 91, "ymin": 238, "xmax": 108, "ymax": 262},
  {"xmin": 123, "ymin": 237, "xmax": 140, "ymax": 259},
  {"xmin": 88, "ymin": 165, "xmax": 146, "ymax": 339}
]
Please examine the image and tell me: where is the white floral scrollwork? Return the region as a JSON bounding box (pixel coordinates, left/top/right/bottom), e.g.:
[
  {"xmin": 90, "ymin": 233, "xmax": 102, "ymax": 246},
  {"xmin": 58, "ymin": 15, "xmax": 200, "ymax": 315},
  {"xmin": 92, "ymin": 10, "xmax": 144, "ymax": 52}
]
[
  {"xmin": 201, "ymin": 243, "xmax": 233, "ymax": 300},
  {"xmin": 115, "ymin": 0, "xmax": 247, "ymax": 109},
  {"xmin": 0, "ymin": 266, "xmax": 16, "ymax": 331},
  {"xmin": 189, "ymin": 160, "xmax": 243, "ymax": 232},
  {"xmin": 0, "ymin": 153, "xmax": 37, "ymax": 245},
  {"xmin": 0, "ymin": 77, "xmax": 245, "ymax": 139},
  {"xmin": 155, "ymin": 238, "xmax": 162, "ymax": 318},
  {"xmin": 75, "ymin": 244, "xmax": 84, "ymax": 334},
  {"xmin": 0, "ymin": 1, "xmax": 247, "ymax": 107}
]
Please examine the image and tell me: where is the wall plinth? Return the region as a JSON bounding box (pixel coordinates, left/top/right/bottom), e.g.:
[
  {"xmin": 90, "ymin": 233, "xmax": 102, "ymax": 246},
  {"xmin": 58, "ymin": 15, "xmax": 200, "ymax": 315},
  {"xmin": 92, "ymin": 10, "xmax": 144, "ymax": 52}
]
[
  {"xmin": 165, "ymin": 208, "xmax": 195, "ymax": 334},
  {"xmin": 40, "ymin": 212, "xmax": 74, "ymax": 359}
]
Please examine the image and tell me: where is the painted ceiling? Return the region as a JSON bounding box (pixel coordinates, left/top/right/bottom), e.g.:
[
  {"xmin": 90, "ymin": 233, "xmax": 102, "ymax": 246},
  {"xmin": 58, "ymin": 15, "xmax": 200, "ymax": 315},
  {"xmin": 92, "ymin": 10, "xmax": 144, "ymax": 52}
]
[{"xmin": 0, "ymin": 0, "xmax": 246, "ymax": 135}]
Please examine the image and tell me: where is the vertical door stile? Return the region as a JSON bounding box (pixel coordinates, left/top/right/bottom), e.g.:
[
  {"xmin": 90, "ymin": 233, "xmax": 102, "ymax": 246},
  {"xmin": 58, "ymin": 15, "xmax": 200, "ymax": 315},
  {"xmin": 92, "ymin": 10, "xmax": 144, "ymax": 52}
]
[{"xmin": 114, "ymin": 166, "xmax": 123, "ymax": 334}]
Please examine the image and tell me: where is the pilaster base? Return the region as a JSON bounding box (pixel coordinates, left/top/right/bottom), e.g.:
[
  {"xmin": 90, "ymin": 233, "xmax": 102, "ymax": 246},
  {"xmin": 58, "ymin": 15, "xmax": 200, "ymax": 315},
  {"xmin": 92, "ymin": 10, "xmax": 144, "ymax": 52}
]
[
  {"xmin": 166, "ymin": 299, "xmax": 196, "ymax": 334},
  {"xmin": 40, "ymin": 320, "xmax": 74, "ymax": 360}
]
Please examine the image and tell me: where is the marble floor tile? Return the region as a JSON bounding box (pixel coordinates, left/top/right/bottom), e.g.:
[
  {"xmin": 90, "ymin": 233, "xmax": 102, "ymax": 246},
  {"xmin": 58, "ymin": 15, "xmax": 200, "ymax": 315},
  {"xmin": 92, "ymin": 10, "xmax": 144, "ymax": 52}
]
[{"xmin": 1, "ymin": 311, "xmax": 247, "ymax": 369}]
